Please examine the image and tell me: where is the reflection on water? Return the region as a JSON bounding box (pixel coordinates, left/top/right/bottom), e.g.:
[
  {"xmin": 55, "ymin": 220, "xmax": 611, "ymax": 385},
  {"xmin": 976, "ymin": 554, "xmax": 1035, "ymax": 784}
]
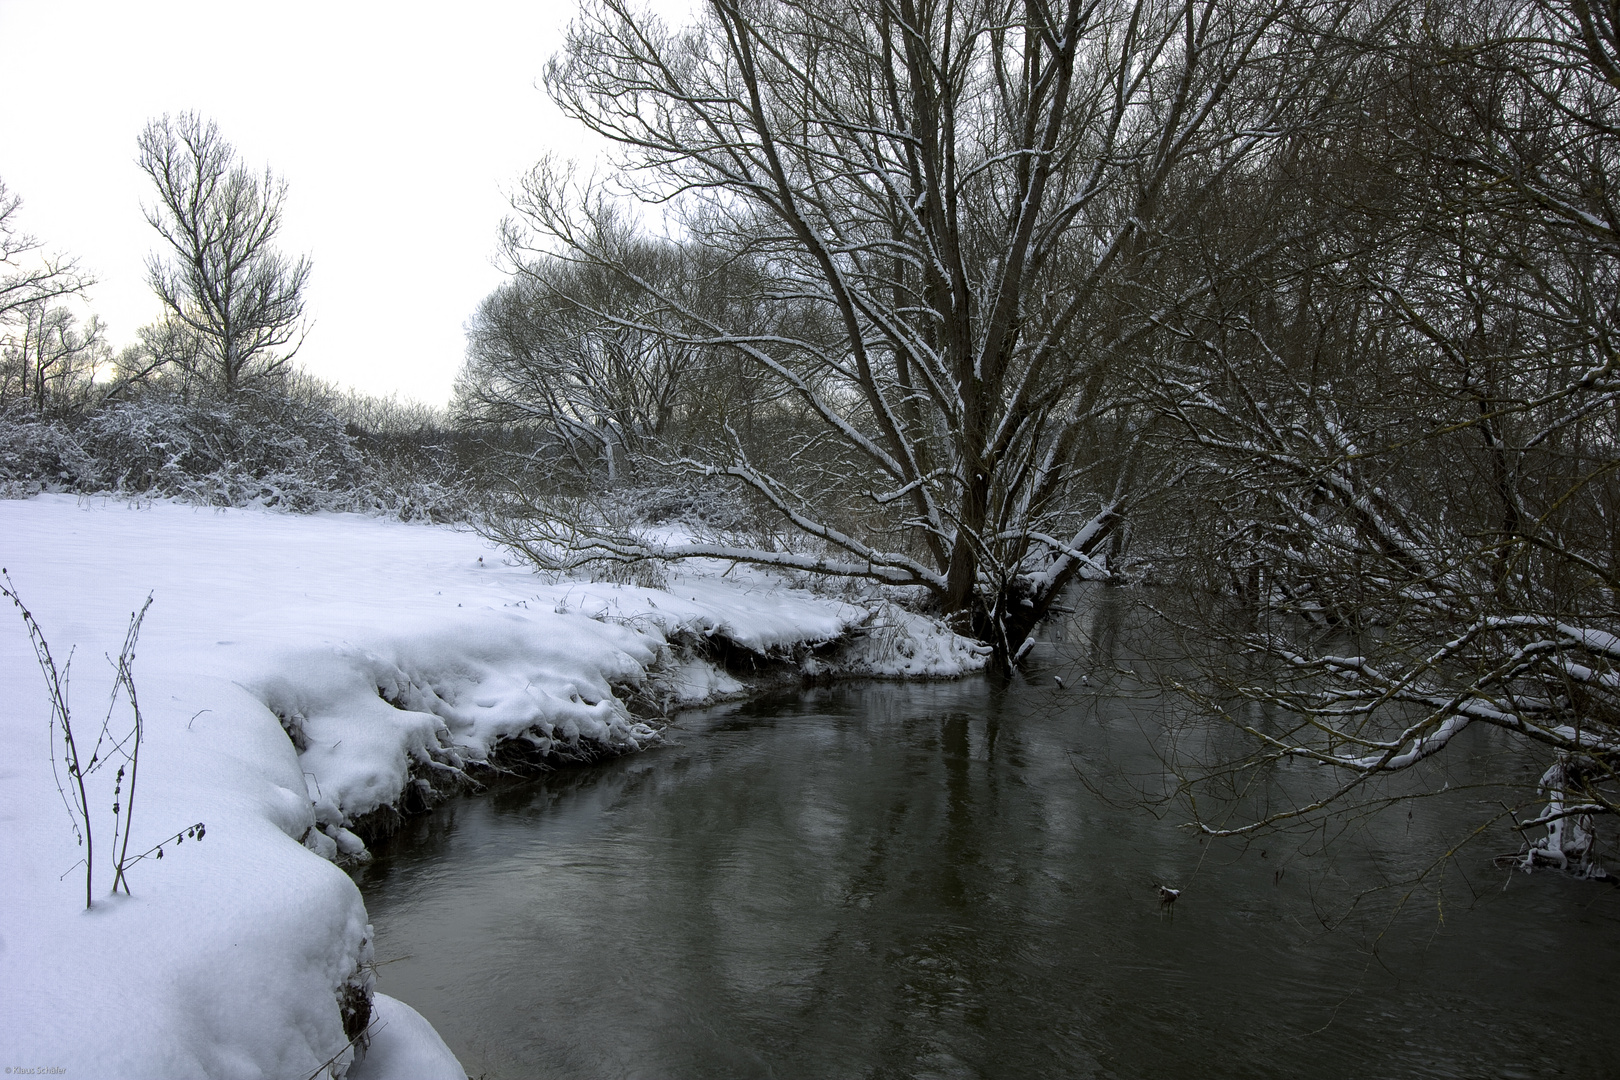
[{"xmin": 354, "ymin": 603, "xmax": 1620, "ymax": 1080}]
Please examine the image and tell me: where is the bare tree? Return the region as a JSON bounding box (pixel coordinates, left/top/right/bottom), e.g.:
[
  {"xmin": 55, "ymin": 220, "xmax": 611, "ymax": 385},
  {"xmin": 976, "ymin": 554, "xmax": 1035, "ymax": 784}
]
[
  {"xmin": 97, "ymin": 316, "xmax": 207, "ymax": 404},
  {"xmin": 1144, "ymin": 0, "xmax": 1620, "ymax": 876},
  {"xmin": 1, "ymin": 179, "xmax": 92, "ymax": 394},
  {"xmin": 492, "ymin": 0, "xmax": 1337, "ymax": 666},
  {"xmin": 0, "ymin": 301, "xmax": 106, "ymax": 413},
  {"xmin": 458, "ymin": 224, "xmax": 720, "ymax": 486},
  {"xmin": 137, "ymin": 113, "xmax": 311, "ymax": 394}
]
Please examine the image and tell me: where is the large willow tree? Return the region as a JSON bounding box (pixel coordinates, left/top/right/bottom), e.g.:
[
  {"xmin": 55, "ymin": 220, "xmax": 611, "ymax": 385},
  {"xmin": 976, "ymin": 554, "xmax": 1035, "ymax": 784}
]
[{"xmin": 495, "ymin": 0, "xmax": 1337, "ymax": 664}]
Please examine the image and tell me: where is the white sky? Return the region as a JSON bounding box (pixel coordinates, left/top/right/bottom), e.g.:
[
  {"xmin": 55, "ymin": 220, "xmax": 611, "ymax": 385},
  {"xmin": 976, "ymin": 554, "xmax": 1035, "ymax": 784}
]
[{"xmin": 0, "ymin": 0, "xmax": 693, "ymax": 407}]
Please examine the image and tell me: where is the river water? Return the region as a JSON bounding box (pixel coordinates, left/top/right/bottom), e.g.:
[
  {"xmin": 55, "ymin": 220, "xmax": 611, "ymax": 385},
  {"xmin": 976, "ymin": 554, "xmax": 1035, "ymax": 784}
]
[{"xmin": 354, "ymin": 606, "xmax": 1620, "ymax": 1079}]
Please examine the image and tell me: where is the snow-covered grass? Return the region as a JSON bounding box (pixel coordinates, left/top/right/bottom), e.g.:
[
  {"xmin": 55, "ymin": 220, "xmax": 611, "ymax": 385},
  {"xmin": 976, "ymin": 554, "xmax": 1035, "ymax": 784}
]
[{"xmin": 0, "ymin": 494, "xmax": 984, "ymax": 1078}]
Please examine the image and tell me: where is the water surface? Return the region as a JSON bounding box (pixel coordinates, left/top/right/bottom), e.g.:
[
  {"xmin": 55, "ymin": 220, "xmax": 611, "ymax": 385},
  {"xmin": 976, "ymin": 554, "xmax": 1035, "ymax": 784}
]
[{"xmin": 355, "ymin": 637, "xmax": 1620, "ymax": 1079}]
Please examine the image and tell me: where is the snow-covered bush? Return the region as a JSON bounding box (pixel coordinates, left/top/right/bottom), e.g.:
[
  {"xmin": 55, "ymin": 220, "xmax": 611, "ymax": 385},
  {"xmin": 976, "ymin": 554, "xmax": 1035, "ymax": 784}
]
[
  {"xmin": 0, "ymin": 390, "xmax": 481, "ymax": 520},
  {"xmin": 620, "ymin": 474, "xmax": 760, "ymax": 532},
  {"xmin": 0, "ymin": 407, "xmax": 96, "ymax": 497},
  {"xmin": 83, "ymin": 393, "xmax": 367, "ymax": 508}
]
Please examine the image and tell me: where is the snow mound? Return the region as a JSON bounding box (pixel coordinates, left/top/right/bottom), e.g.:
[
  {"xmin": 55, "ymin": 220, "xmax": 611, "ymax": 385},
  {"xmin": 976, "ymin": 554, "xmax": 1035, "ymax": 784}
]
[
  {"xmin": 815, "ymin": 600, "xmax": 991, "ymax": 678},
  {"xmin": 533, "ymin": 571, "xmax": 864, "ymax": 654},
  {"xmin": 246, "ymin": 611, "xmax": 663, "ymax": 839},
  {"xmin": 350, "ymin": 994, "xmax": 466, "ymax": 1080}
]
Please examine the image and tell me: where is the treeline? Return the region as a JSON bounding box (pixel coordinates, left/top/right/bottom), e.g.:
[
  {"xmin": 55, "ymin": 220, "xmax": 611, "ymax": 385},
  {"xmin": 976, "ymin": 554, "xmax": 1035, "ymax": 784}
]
[{"xmin": 450, "ymin": 0, "xmax": 1620, "ymax": 859}]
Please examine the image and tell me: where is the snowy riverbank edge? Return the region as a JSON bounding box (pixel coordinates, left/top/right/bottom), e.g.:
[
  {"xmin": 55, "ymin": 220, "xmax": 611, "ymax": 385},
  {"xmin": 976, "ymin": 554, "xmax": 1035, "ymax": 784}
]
[{"xmin": 0, "ymin": 495, "xmax": 986, "ymax": 1079}]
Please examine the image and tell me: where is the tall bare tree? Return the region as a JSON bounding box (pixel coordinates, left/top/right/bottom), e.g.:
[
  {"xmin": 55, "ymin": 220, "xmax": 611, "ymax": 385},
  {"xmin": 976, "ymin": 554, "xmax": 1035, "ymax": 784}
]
[
  {"xmin": 493, "ymin": 0, "xmax": 1336, "ymax": 665},
  {"xmin": 138, "ymin": 113, "xmax": 311, "ymax": 394}
]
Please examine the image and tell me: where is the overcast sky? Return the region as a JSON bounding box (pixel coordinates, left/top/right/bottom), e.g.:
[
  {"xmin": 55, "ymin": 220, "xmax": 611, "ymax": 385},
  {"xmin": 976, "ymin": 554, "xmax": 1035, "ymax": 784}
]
[{"xmin": 0, "ymin": 0, "xmax": 691, "ymax": 407}]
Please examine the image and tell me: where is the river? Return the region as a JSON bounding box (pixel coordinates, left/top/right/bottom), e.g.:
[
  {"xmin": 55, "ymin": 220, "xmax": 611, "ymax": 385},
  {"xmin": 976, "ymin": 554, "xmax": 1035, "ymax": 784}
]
[{"xmin": 353, "ymin": 602, "xmax": 1620, "ymax": 1079}]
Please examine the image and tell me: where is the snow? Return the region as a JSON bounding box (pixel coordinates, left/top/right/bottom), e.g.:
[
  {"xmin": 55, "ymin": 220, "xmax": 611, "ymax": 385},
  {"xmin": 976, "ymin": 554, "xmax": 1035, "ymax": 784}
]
[
  {"xmin": 813, "ymin": 599, "xmax": 992, "ymax": 678},
  {"xmin": 247, "ymin": 611, "xmax": 662, "ymax": 833},
  {"xmin": 0, "ymin": 494, "xmax": 985, "ymax": 1077},
  {"xmin": 349, "ymin": 995, "xmax": 465, "ymax": 1080}
]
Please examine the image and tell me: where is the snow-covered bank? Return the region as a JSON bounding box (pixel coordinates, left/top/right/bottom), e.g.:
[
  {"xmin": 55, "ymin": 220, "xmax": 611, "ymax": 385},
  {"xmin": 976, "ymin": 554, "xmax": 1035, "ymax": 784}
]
[{"xmin": 0, "ymin": 495, "xmax": 984, "ymax": 1078}]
